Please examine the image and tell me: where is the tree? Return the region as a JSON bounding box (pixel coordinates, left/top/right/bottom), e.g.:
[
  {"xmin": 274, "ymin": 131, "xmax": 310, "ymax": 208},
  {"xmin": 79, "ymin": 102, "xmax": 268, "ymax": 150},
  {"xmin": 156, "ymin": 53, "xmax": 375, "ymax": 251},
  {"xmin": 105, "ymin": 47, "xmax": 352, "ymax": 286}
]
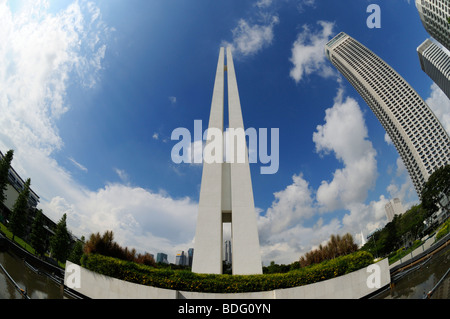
[
  {"xmin": 68, "ymin": 236, "xmax": 85, "ymax": 265},
  {"xmin": 8, "ymin": 178, "xmax": 31, "ymax": 241},
  {"xmin": 299, "ymin": 233, "xmax": 359, "ymax": 267},
  {"xmin": 30, "ymin": 209, "xmax": 46, "ymax": 256},
  {"xmin": 421, "ymin": 164, "xmax": 450, "ymax": 217},
  {"xmin": 50, "ymin": 213, "xmax": 71, "ymax": 263},
  {"xmin": 0, "ymin": 150, "xmax": 14, "ymax": 204},
  {"xmin": 399, "ymin": 204, "xmax": 426, "ymax": 239}
]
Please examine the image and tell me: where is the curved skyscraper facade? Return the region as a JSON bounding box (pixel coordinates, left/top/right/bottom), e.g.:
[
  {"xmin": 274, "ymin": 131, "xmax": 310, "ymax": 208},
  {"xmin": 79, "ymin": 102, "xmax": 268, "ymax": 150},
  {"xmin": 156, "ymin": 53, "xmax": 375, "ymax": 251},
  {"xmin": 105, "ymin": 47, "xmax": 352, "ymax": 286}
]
[
  {"xmin": 325, "ymin": 32, "xmax": 450, "ymax": 197},
  {"xmin": 415, "ymin": 0, "xmax": 450, "ymax": 51},
  {"xmin": 417, "ymin": 38, "xmax": 450, "ymax": 100}
]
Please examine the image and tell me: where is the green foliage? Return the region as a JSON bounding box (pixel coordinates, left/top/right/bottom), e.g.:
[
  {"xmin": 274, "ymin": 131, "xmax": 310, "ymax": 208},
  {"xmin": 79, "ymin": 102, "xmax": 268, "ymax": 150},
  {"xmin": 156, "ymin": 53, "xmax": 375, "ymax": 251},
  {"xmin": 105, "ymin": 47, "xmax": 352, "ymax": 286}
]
[
  {"xmin": 30, "ymin": 209, "xmax": 46, "ymax": 256},
  {"xmin": 68, "ymin": 236, "xmax": 85, "ymax": 265},
  {"xmin": 50, "ymin": 213, "xmax": 70, "ymax": 263},
  {"xmin": 81, "ymin": 250, "xmax": 374, "ymax": 293},
  {"xmin": 84, "ymin": 230, "xmax": 155, "ymax": 266},
  {"xmin": 299, "ymin": 233, "xmax": 359, "ymax": 267},
  {"xmin": 435, "ymin": 219, "xmax": 450, "ymax": 242},
  {"xmin": 8, "ymin": 178, "xmax": 31, "ymax": 240},
  {"xmin": 421, "ymin": 164, "xmax": 450, "ymax": 216},
  {"xmin": 388, "ymin": 240, "xmax": 422, "ymax": 264},
  {"xmin": 361, "ymin": 204, "xmax": 428, "ymax": 258},
  {"xmin": 0, "ymin": 149, "xmax": 14, "ymax": 204}
]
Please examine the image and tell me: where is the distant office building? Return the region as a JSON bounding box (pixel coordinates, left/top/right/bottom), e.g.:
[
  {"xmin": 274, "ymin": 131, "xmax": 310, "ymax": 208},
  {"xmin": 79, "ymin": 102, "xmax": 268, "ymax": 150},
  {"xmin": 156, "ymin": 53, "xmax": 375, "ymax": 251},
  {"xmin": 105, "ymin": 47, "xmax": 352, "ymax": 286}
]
[
  {"xmin": 385, "ymin": 198, "xmax": 405, "ymax": 223},
  {"xmin": 417, "ymin": 38, "xmax": 450, "ymax": 100},
  {"xmin": 325, "ymin": 32, "xmax": 450, "ymax": 196},
  {"xmin": 175, "ymin": 250, "xmax": 189, "ymax": 266},
  {"xmin": 0, "ymin": 150, "xmax": 79, "ymax": 249},
  {"xmin": 224, "ymin": 240, "xmax": 232, "ymax": 265},
  {"xmin": 415, "ymin": 0, "xmax": 450, "ymax": 51},
  {"xmin": 156, "ymin": 252, "xmax": 168, "ymax": 264},
  {"xmin": 188, "ymin": 248, "xmax": 194, "ymax": 267},
  {"xmin": 0, "ymin": 151, "xmax": 39, "ymax": 213}
]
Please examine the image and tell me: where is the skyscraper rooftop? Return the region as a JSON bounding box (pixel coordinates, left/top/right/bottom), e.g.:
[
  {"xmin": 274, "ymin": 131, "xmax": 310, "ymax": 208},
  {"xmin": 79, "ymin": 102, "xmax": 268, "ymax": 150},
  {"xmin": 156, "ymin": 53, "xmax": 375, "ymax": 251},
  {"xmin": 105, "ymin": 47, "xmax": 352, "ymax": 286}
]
[
  {"xmin": 415, "ymin": 0, "xmax": 450, "ymax": 51},
  {"xmin": 417, "ymin": 38, "xmax": 450, "ymax": 100}
]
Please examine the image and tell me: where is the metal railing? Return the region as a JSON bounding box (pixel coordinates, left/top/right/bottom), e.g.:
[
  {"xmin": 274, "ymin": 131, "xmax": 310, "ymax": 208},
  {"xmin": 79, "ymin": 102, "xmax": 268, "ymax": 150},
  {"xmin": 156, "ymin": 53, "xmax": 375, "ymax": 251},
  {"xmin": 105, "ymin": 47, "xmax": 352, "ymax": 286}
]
[{"xmin": 0, "ymin": 262, "xmax": 30, "ymax": 299}]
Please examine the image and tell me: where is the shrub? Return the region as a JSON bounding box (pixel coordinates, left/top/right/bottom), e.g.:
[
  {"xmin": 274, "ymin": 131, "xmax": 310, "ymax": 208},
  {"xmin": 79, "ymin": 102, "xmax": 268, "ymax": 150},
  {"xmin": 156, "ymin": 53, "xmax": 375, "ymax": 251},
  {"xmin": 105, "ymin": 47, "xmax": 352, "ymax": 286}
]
[
  {"xmin": 84, "ymin": 230, "xmax": 155, "ymax": 267},
  {"xmin": 299, "ymin": 233, "xmax": 359, "ymax": 267},
  {"xmin": 435, "ymin": 219, "xmax": 450, "ymax": 242},
  {"xmin": 81, "ymin": 250, "xmax": 374, "ymax": 293}
]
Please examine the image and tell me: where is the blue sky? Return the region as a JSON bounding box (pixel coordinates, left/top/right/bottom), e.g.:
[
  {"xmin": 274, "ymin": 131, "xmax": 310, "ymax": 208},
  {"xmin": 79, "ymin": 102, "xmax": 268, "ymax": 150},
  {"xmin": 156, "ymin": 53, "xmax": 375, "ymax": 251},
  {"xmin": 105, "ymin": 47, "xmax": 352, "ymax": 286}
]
[{"xmin": 1, "ymin": 0, "xmax": 449, "ymax": 264}]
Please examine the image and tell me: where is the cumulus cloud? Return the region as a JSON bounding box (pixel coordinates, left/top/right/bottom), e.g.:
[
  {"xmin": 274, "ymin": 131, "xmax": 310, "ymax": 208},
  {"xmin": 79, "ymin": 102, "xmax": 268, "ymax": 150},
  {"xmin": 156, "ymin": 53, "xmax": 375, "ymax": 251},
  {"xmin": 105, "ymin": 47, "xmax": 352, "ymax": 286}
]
[
  {"xmin": 313, "ymin": 89, "xmax": 378, "ymax": 211},
  {"xmin": 0, "ymin": 0, "xmax": 110, "ymax": 156},
  {"xmin": 386, "ymin": 157, "xmax": 417, "ymax": 208},
  {"xmin": 0, "ymin": 1, "xmax": 198, "ymax": 262},
  {"xmin": 258, "ymin": 89, "xmax": 382, "ymax": 264},
  {"xmin": 425, "ymin": 83, "xmax": 450, "ymax": 135},
  {"xmin": 289, "ymin": 20, "xmax": 337, "ymax": 83},
  {"xmin": 259, "ymin": 173, "xmax": 316, "ymax": 236},
  {"xmin": 42, "ymin": 183, "xmax": 198, "ymax": 258},
  {"xmin": 222, "ymin": 15, "xmax": 279, "ymax": 57}
]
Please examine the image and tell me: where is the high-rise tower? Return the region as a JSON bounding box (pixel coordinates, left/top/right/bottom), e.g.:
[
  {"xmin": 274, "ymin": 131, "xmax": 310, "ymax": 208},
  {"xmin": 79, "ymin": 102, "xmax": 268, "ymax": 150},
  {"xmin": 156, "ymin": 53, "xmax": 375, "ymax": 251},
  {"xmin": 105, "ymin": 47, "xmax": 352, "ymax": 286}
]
[
  {"xmin": 191, "ymin": 47, "xmax": 262, "ymax": 275},
  {"xmin": 415, "ymin": 0, "xmax": 450, "ymax": 51},
  {"xmin": 325, "ymin": 32, "xmax": 450, "ymax": 196},
  {"xmin": 417, "ymin": 38, "xmax": 450, "ymax": 100}
]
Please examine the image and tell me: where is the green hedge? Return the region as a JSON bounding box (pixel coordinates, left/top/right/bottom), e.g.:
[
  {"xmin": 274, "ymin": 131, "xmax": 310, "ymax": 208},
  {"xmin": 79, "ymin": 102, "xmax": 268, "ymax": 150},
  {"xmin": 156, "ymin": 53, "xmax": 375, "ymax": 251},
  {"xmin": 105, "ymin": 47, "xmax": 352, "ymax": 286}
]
[
  {"xmin": 435, "ymin": 218, "xmax": 450, "ymax": 242},
  {"xmin": 81, "ymin": 250, "xmax": 374, "ymax": 293}
]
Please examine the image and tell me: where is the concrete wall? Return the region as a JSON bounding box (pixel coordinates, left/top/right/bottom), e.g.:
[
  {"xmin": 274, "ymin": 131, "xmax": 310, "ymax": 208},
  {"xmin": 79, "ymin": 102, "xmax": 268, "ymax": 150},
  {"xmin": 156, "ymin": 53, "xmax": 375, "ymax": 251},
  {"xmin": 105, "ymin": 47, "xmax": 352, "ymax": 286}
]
[
  {"xmin": 65, "ymin": 261, "xmax": 177, "ymax": 299},
  {"xmin": 65, "ymin": 258, "xmax": 390, "ymax": 299},
  {"xmin": 389, "ymin": 234, "xmax": 436, "ymax": 269},
  {"xmin": 3, "ymin": 184, "xmax": 19, "ymax": 211}
]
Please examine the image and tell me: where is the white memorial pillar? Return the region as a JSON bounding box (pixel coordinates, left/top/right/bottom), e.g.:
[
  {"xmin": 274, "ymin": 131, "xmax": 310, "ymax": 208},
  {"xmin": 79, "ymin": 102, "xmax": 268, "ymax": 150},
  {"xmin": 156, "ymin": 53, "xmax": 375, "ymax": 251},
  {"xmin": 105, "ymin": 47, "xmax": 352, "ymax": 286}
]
[{"xmin": 192, "ymin": 47, "xmax": 262, "ymax": 275}]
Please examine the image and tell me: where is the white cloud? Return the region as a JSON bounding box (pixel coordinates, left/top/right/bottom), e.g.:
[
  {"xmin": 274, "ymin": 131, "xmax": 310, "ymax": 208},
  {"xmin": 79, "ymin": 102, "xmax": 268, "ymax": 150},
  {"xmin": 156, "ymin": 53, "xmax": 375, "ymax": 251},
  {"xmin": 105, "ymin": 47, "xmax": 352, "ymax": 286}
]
[
  {"xmin": 168, "ymin": 96, "xmax": 177, "ymax": 104},
  {"xmin": 296, "ymin": 0, "xmax": 316, "ymax": 12},
  {"xmin": 384, "ymin": 132, "xmax": 393, "ymax": 145},
  {"xmin": 313, "ymin": 89, "xmax": 378, "ymax": 211},
  {"xmin": 114, "ymin": 168, "xmax": 129, "ymax": 184},
  {"xmin": 68, "ymin": 157, "xmax": 88, "ymax": 172},
  {"xmin": 0, "ymin": 0, "xmax": 110, "ymax": 156},
  {"xmin": 42, "ymin": 183, "xmax": 198, "ymax": 259},
  {"xmin": 289, "ymin": 20, "xmax": 337, "ymax": 83},
  {"xmin": 0, "ymin": 1, "xmax": 199, "ymax": 262},
  {"xmin": 222, "ymin": 15, "xmax": 279, "ymax": 57},
  {"xmin": 257, "ymin": 89, "xmax": 382, "ymax": 264},
  {"xmin": 259, "ymin": 173, "xmax": 316, "ymax": 236},
  {"xmin": 386, "ymin": 157, "xmax": 417, "ymax": 209},
  {"xmin": 255, "ymin": 0, "xmax": 273, "ymax": 9},
  {"xmin": 425, "ymin": 83, "xmax": 450, "ymax": 135}
]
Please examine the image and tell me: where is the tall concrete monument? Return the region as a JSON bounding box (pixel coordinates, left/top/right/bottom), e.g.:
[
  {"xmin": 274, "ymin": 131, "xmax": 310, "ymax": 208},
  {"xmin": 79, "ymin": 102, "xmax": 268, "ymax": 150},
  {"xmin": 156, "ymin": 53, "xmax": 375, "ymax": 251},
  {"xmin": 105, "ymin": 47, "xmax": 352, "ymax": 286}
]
[{"xmin": 191, "ymin": 47, "xmax": 262, "ymax": 275}]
